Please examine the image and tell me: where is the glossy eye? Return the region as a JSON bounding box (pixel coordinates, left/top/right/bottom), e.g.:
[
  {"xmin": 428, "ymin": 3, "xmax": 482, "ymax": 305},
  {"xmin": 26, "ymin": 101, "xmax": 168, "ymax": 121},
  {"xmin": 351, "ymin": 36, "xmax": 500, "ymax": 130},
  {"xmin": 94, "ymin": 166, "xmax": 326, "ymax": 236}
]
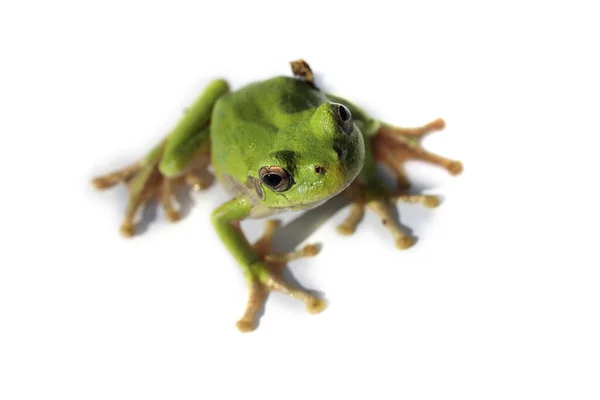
[
  {"xmin": 333, "ymin": 103, "xmax": 354, "ymax": 135},
  {"xmin": 259, "ymin": 166, "xmax": 293, "ymax": 192},
  {"xmin": 338, "ymin": 104, "xmax": 351, "ymax": 122}
]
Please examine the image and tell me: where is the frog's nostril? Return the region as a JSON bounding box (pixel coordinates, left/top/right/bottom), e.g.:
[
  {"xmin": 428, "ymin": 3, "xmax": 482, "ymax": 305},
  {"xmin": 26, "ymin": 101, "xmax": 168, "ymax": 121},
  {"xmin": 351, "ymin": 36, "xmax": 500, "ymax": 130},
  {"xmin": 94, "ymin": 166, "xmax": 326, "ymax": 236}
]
[{"xmin": 314, "ymin": 165, "xmax": 325, "ymax": 175}]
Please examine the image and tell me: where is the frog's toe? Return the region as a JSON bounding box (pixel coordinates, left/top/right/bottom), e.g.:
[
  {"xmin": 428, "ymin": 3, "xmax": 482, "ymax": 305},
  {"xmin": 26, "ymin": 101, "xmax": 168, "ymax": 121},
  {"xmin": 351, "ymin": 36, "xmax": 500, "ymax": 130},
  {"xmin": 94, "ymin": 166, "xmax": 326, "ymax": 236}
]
[
  {"xmin": 428, "ymin": 117, "xmax": 446, "ymax": 131},
  {"xmin": 265, "ymin": 243, "xmax": 321, "ymax": 264},
  {"xmin": 235, "ymin": 318, "xmax": 257, "ymax": 333},
  {"xmin": 447, "ymin": 160, "xmax": 464, "ymax": 175},
  {"xmin": 336, "ymin": 224, "xmax": 356, "ymax": 236},
  {"xmin": 119, "ymin": 221, "xmax": 135, "ymax": 237},
  {"xmin": 305, "ymin": 297, "xmax": 326, "ymax": 314},
  {"xmin": 165, "ymin": 210, "xmax": 181, "ymax": 222},
  {"xmin": 395, "ymin": 235, "xmax": 416, "ymax": 250},
  {"xmin": 336, "ymin": 202, "xmax": 366, "ymax": 236},
  {"xmin": 92, "ymin": 163, "xmax": 142, "ymax": 190},
  {"xmin": 422, "ymin": 195, "xmax": 441, "ymax": 208},
  {"xmin": 301, "ymin": 244, "xmax": 320, "ymax": 258},
  {"xmin": 92, "ymin": 177, "xmax": 115, "ymax": 190},
  {"xmin": 392, "ymin": 194, "xmax": 441, "ymax": 209}
]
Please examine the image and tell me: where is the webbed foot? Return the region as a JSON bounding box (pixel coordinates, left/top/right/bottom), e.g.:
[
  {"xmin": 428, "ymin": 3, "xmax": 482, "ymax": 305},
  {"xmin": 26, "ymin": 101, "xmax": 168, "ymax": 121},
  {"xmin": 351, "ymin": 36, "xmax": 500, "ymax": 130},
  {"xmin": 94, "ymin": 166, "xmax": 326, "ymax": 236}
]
[
  {"xmin": 92, "ymin": 149, "xmax": 214, "ymax": 237},
  {"xmin": 236, "ymin": 220, "xmax": 323, "ymax": 332}
]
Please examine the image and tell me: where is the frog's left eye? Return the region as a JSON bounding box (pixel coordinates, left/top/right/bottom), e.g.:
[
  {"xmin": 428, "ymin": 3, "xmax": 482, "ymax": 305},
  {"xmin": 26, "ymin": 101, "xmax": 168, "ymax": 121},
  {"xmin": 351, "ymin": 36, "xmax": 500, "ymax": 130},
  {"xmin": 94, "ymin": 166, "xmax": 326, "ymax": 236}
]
[
  {"xmin": 259, "ymin": 166, "xmax": 293, "ymax": 192},
  {"xmin": 333, "ymin": 103, "xmax": 354, "ymax": 135}
]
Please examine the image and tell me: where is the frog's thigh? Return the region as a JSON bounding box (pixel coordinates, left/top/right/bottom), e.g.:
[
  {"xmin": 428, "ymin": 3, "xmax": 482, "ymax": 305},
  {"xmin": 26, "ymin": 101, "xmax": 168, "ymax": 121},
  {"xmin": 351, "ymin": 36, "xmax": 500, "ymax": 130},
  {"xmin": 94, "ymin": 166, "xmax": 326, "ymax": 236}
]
[{"xmin": 158, "ymin": 79, "xmax": 229, "ymax": 177}]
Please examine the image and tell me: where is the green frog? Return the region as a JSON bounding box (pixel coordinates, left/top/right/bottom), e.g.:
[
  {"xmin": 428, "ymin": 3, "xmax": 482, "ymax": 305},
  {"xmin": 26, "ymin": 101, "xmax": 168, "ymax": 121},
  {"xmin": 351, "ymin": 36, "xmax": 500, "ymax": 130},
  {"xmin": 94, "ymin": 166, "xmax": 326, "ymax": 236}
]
[{"xmin": 92, "ymin": 60, "xmax": 463, "ymax": 332}]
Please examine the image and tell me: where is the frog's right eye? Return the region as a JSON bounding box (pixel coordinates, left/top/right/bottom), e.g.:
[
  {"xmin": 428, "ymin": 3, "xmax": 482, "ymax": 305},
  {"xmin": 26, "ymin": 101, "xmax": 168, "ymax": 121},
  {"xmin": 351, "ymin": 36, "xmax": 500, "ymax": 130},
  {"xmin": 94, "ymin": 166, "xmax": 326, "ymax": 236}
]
[{"xmin": 259, "ymin": 166, "xmax": 293, "ymax": 192}]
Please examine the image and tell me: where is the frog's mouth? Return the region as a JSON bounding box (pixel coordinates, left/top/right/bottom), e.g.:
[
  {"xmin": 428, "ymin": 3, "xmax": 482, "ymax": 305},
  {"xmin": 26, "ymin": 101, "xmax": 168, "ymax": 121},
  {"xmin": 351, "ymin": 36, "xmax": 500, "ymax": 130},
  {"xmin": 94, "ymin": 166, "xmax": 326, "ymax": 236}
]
[
  {"xmin": 286, "ymin": 198, "xmax": 329, "ymax": 211},
  {"xmin": 283, "ymin": 177, "xmax": 353, "ymax": 212}
]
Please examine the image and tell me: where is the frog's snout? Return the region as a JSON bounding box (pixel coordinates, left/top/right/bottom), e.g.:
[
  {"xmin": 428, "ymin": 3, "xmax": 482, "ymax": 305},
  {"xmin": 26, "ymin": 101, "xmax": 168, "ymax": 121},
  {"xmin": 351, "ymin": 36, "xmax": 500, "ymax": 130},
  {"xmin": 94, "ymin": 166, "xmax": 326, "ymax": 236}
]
[{"xmin": 306, "ymin": 101, "xmax": 365, "ymax": 192}]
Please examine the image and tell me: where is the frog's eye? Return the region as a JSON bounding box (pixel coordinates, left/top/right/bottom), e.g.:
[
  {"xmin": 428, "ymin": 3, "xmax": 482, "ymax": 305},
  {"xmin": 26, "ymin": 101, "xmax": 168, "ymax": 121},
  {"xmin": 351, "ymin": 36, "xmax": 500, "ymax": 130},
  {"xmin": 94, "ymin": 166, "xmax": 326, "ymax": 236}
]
[
  {"xmin": 338, "ymin": 104, "xmax": 351, "ymax": 122},
  {"xmin": 259, "ymin": 166, "xmax": 293, "ymax": 192},
  {"xmin": 333, "ymin": 103, "xmax": 354, "ymax": 135}
]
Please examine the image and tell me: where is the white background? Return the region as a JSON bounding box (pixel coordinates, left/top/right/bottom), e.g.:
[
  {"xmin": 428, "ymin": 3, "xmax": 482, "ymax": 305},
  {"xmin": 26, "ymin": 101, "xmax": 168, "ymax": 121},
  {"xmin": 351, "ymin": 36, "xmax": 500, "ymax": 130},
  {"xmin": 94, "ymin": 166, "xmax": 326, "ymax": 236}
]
[{"xmin": 1, "ymin": 1, "xmax": 599, "ymax": 399}]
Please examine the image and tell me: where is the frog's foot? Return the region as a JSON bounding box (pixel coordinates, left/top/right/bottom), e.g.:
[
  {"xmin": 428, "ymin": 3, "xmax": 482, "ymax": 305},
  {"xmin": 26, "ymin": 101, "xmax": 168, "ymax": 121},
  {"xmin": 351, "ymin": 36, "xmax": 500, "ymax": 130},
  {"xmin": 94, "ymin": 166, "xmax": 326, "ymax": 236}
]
[
  {"xmin": 94, "ymin": 163, "xmax": 182, "ymax": 237},
  {"xmin": 372, "ymin": 118, "xmax": 463, "ymax": 191},
  {"xmin": 336, "ymin": 185, "xmax": 440, "ymax": 250},
  {"xmin": 236, "ymin": 220, "xmax": 323, "ymax": 333},
  {"xmin": 92, "ymin": 162, "xmax": 213, "ymax": 237}
]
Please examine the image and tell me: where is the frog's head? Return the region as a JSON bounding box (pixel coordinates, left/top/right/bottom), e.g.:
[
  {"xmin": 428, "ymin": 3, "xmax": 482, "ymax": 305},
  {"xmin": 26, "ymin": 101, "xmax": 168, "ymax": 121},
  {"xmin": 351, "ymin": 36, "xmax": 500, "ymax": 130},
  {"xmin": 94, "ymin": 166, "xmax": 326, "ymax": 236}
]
[{"xmin": 252, "ymin": 102, "xmax": 365, "ymax": 211}]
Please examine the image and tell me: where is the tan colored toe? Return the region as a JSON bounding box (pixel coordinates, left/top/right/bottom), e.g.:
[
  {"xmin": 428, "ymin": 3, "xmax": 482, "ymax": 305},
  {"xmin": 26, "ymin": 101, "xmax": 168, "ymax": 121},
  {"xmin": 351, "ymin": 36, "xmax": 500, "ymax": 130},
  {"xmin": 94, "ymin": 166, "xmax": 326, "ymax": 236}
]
[
  {"xmin": 447, "ymin": 161, "xmax": 464, "ymax": 175},
  {"xmin": 91, "ymin": 177, "xmax": 111, "ymax": 190},
  {"xmin": 166, "ymin": 210, "xmax": 181, "ymax": 222},
  {"xmin": 395, "ymin": 236, "xmax": 415, "ymax": 250},
  {"xmin": 423, "ymin": 196, "xmax": 441, "ymax": 208},
  {"xmin": 302, "ymin": 244, "xmax": 319, "ymax": 257},
  {"xmin": 236, "ymin": 319, "xmax": 256, "ymax": 333},
  {"xmin": 119, "ymin": 223, "xmax": 135, "ymax": 237},
  {"xmin": 306, "ymin": 298, "xmax": 326, "ymax": 314},
  {"xmin": 336, "ymin": 224, "xmax": 356, "ymax": 236},
  {"xmin": 429, "ymin": 118, "xmax": 446, "ymax": 130}
]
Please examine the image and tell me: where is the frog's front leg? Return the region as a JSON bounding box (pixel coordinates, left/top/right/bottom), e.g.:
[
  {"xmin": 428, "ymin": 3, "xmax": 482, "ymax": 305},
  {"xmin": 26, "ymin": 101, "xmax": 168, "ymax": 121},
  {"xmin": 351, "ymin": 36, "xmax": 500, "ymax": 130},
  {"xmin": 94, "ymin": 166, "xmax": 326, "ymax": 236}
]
[
  {"xmin": 336, "ymin": 181, "xmax": 440, "ymax": 249},
  {"xmin": 211, "ymin": 197, "xmax": 325, "ymax": 333}
]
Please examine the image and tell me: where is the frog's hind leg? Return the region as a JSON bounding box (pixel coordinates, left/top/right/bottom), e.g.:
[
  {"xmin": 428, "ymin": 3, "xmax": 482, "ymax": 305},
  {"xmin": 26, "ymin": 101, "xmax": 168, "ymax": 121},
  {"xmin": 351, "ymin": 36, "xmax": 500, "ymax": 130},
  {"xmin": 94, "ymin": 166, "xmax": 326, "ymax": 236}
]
[
  {"xmin": 104, "ymin": 144, "xmax": 176, "ymax": 237},
  {"xmin": 92, "ymin": 79, "xmax": 229, "ymax": 236},
  {"xmin": 373, "ymin": 119, "xmax": 463, "ymax": 191}
]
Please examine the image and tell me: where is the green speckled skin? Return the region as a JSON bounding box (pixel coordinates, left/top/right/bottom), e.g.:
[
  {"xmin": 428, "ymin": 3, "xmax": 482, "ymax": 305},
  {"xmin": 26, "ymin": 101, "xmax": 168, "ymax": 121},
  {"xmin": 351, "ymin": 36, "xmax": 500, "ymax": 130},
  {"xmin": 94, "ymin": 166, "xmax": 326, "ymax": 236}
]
[
  {"xmin": 205, "ymin": 76, "xmax": 368, "ymax": 302},
  {"xmin": 210, "ymin": 76, "xmax": 365, "ymax": 212},
  {"xmin": 92, "ymin": 61, "xmax": 462, "ymax": 331}
]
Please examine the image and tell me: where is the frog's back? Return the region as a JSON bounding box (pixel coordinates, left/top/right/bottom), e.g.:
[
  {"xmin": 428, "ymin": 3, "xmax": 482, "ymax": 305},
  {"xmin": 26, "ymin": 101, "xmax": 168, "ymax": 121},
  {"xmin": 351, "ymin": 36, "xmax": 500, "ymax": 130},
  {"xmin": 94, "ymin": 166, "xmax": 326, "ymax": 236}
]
[
  {"xmin": 213, "ymin": 76, "xmax": 327, "ymax": 128},
  {"xmin": 210, "ymin": 76, "xmax": 328, "ymax": 181}
]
